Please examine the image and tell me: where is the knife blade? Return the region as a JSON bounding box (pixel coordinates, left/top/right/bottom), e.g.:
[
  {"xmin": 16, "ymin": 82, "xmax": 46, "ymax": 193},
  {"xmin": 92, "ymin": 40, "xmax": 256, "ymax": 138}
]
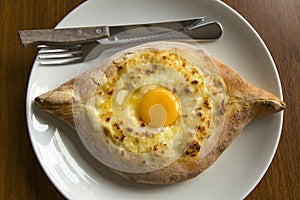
[{"xmin": 19, "ymin": 17, "xmax": 223, "ymax": 48}]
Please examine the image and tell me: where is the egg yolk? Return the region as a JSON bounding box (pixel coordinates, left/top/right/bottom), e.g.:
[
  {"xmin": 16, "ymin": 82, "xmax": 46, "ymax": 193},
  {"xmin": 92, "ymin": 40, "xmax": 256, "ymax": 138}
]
[{"xmin": 138, "ymin": 87, "xmax": 180, "ymax": 127}]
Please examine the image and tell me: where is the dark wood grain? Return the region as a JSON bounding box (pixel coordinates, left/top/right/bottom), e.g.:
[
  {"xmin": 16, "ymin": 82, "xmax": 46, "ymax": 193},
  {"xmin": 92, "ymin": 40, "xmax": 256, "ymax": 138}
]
[{"xmin": 0, "ymin": 0, "xmax": 298, "ymax": 199}]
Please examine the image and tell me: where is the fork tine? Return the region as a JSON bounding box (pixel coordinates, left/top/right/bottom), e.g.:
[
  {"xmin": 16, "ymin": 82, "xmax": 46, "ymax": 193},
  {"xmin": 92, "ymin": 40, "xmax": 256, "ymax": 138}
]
[
  {"xmin": 39, "ymin": 57, "xmax": 83, "ymax": 65},
  {"xmin": 37, "ymin": 44, "xmax": 83, "ymax": 65},
  {"xmin": 38, "ymin": 44, "xmax": 81, "ymax": 53},
  {"xmin": 38, "ymin": 50, "xmax": 82, "ymax": 59}
]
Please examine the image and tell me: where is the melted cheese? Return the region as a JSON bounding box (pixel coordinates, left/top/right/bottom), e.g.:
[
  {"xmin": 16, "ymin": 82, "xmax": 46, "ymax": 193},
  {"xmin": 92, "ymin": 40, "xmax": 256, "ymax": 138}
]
[{"xmin": 76, "ymin": 41, "xmax": 226, "ymax": 173}]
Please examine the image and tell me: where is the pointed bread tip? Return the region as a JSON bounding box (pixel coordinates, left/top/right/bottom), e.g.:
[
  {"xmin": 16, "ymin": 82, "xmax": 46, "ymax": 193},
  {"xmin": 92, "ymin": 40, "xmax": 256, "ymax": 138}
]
[
  {"xmin": 34, "ymin": 79, "xmax": 75, "ymax": 128},
  {"xmin": 212, "ymin": 57, "xmax": 285, "ymax": 118},
  {"xmin": 251, "ymin": 98, "xmax": 285, "ymax": 118}
]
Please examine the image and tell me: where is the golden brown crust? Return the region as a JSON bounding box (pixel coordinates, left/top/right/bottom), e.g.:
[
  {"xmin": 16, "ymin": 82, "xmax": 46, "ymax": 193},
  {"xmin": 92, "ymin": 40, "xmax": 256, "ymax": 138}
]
[
  {"xmin": 34, "ymin": 79, "xmax": 75, "ymax": 128},
  {"xmin": 33, "ymin": 51, "xmax": 285, "ymax": 185}
]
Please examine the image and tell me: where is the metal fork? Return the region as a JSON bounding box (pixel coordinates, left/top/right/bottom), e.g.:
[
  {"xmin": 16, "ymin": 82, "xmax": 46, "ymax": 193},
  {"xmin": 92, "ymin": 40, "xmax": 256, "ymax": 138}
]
[
  {"xmin": 37, "ymin": 42, "xmax": 99, "ymax": 65},
  {"xmin": 36, "ymin": 40, "xmax": 136, "ymax": 65}
]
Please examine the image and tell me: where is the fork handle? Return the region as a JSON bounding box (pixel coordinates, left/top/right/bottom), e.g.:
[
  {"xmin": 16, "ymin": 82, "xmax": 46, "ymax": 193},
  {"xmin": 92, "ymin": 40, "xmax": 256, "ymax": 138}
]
[{"xmin": 18, "ymin": 26, "xmax": 109, "ymax": 47}]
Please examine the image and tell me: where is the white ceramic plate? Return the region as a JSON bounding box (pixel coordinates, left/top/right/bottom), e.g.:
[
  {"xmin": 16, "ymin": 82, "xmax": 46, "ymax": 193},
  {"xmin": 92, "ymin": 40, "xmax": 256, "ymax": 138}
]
[{"xmin": 26, "ymin": 0, "xmax": 284, "ymax": 199}]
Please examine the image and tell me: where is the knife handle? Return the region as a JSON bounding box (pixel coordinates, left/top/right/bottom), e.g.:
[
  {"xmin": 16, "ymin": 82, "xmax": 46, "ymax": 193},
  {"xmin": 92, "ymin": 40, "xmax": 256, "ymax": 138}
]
[{"xmin": 18, "ymin": 26, "xmax": 109, "ymax": 47}]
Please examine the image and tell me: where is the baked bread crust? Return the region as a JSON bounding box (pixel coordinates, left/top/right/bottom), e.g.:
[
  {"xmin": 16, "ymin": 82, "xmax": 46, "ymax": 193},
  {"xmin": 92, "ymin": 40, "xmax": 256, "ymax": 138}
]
[{"xmin": 34, "ymin": 43, "xmax": 285, "ymax": 185}]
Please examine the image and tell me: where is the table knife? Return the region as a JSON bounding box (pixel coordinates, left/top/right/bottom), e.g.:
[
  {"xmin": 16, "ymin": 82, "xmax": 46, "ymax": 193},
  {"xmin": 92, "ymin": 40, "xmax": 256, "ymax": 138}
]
[{"xmin": 19, "ymin": 17, "xmax": 223, "ymax": 47}]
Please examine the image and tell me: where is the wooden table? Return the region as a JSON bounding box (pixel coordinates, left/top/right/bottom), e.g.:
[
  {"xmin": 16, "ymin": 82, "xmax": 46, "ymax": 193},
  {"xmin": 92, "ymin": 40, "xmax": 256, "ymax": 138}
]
[{"xmin": 1, "ymin": 0, "xmax": 299, "ymax": 199}]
